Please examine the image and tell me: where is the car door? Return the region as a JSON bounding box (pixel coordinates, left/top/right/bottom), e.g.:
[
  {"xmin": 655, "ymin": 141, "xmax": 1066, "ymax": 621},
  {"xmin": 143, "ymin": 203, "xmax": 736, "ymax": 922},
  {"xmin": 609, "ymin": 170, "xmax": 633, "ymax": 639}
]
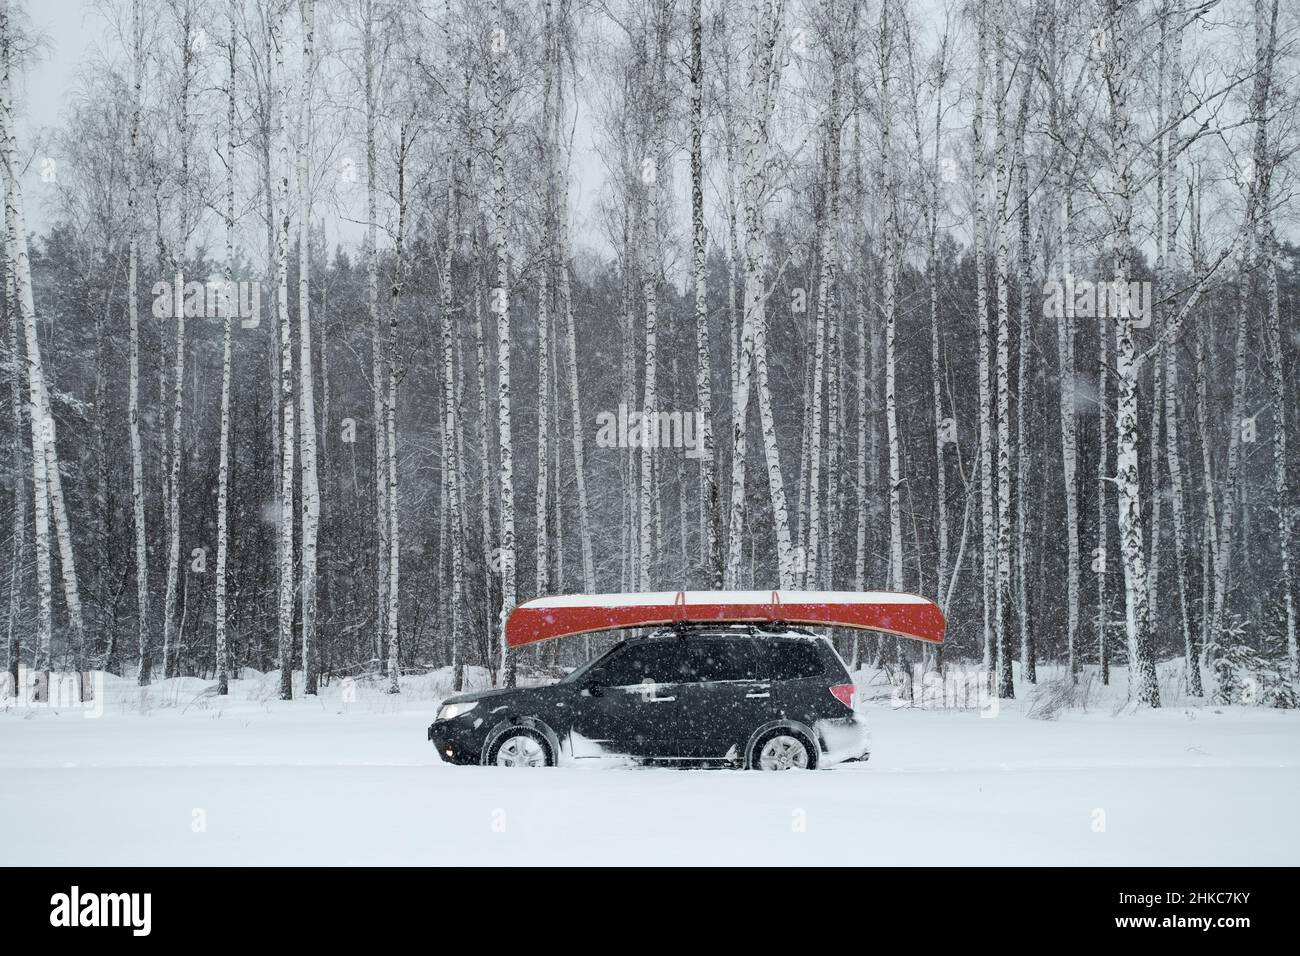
[
  {"xmin": 674, "ymin": 638, "xmax": 773, "ymax": 759},
  {"xmin": 567, "ymin": 640, "xmax": 685, "ymax": 758},
  {"xmin": 765, "ymin": 638, "xmax": 833, "ymax": 724}
]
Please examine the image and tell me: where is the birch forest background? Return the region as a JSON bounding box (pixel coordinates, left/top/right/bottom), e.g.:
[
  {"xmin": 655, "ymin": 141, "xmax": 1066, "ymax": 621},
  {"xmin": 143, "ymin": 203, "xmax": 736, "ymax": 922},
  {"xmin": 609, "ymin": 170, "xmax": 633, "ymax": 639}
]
[{"xmin": 1, "ymin": 0, "xmax": 1297, "ymax": 707}]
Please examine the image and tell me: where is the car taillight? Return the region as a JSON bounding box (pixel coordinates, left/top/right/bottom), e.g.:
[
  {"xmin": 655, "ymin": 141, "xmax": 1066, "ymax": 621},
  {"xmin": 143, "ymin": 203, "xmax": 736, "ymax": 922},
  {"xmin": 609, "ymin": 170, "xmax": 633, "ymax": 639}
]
[{"xmin": 830, "ymin": 683, "xmax": 856, "ymax": 709}]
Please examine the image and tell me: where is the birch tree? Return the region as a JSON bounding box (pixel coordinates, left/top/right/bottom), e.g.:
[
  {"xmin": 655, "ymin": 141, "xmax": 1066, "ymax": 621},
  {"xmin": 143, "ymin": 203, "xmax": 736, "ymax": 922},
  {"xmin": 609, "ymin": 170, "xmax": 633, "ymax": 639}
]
[
  {"xmin": 536, "ymin": 0, "xmax": 555, "ymax": 603},
  {"xmin": 490, "ymin": 0, "xmax": 517, "ymax": 685},
  {"xmin": 129, "ymin": 0, "xmax": 151, "ymax": 684},
  {"xmin": 1012, "ymin": 5, "xmax": 1039, "ymax": 685},
  {"xmin": 441, "ymin": 154, "xmax": 466, "ymax": 688},
  {"xmin": 297, "ymin": 0, "xmax": 321, "ymax": 696},
  {"xmin": 972, "ymin": 3, "xmax": 995, "ymax": 676},
  {"xmin": 1045, "ymin": 4, "xmax": 1083, "ymax": 682},
  {"xmin": 879, "ymin": 0, "xmax": 903, "ymax": 602},
  {"xmin": 4, "ymin": 217, "xmax": 21, "ymax": 687},
  {"xmin": 691, "ymin": 0, "xmax": 721, "ymax": 586},
  {"xmin": 160, "ymin": 0, "xmax": 196, "ymax": 680},
  {"xmin": 1208, "ymin": 0, "xmax": 1279, "ymax": 667},
  {"xmin": 272, "ymin": 3, "xmax": 296, "ymax": 700},
  {"xmin": 383, "ymin": 114, "xmax": 417, "ymax": 693},
  {"xmin": 922, "ymin": 30, "xmax": 950, "ymax": 610},
  {"xmin": 1249, "ymin": 0, "xmax": 1292, "ymax": 683},
  {"xmin": 724, "ymin": 0, "xmax": 793, "ymax": 589},
  {"xmin": 1159, "ymin": 5, "xmax": 1200, "ymax": 695},
  {"xmin": 806, "ymin": 16, "xmax": 843, "ymax": 589},
  {"xmin": 637, "ymin": 4, "xmax": 670, "ymax": 593},
  {"xmin": 555, "ymin": 1, "xmax": 595, "ymax": 600},
  {"xmin": 992, "ymin": 22, "xmax": 1013, "ymax": 699},
  {"xmin": 1264, "ymin": 193, "xmax": 1295, "ymax": 684},
  {"xmin": 2, "ymin": 0, "xmax": 85, "ymax": 671},
  {"xmin": 364, "ymin": 0, "xmax": 388, "ymax": 676},
  {"xmin": 215, "ymin": 13, "xmax": 237, "ymax": 696},
  {"xmin": 1102, "ymin": 0, "xmax": 1158, "ymax": 707}
]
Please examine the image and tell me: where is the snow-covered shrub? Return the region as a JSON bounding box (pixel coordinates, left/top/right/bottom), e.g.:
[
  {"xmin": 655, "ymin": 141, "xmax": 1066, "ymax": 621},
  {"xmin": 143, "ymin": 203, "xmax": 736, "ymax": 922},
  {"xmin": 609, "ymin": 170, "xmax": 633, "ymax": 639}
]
[
  {"xmin": 1211, "ymin": 645, "xmax": 1297, "ymax": 708},
  {"xmin": 1026, "ymin": 670, "xmax": 1095, "ymax": 719}
]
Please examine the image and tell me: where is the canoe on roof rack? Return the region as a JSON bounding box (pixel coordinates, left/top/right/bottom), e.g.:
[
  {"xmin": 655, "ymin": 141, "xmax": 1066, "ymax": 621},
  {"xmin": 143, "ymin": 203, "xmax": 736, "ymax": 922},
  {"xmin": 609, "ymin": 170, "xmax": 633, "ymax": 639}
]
[{"xmin": 504, "ymin": 590, "xmax": 944, "ymax": 649}]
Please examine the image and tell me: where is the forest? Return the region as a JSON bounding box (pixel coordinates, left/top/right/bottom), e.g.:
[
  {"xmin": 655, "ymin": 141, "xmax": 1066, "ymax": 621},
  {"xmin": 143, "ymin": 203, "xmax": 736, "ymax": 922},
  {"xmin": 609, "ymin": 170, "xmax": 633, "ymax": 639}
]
[{"xmin": 0, "ymin": 0, "xmax": 1296, "ymax": 707}]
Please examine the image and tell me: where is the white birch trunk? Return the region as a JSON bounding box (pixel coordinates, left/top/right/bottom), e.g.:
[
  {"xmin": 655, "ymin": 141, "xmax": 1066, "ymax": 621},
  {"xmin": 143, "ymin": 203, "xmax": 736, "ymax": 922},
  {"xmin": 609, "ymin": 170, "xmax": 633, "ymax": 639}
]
[
  {"xmin": 558, "ymin": 206, "xmax": 593, "ymax": 598},
  {"xmin": 536, "ymin": 0, "xmax": 555, "ymax": 602},
  {"xmin": 1160, "ymin": 11, "xmax": 1200, "ymax": 696},
  {"xmin": 992, "ymin": 32, "xmax": 1014, "ymax": 699},
  {"xmin": 927, "ymin": 60, "xmax": 949, "ymax": 608},
  {"xmin": 297, "ymin": 0, "xmax": 320, "ymax": 696},
  {"xmin": 552, "ymin": 16, "xmax": 595, "ymax": 599},
  {"xmin": 490, "ymin": 0, "xmax": 517, "ymax": 685},
  {"xmin": 2, "ymin": 0, "xmax": 82, "ymax": 670},
  {"xmin": 1192, "ymin": 174, "xmax": 1218, "ymax": 675},
  {"xmin": 691, "ymin": 0, "xmax": 721, "ymax": 587},
  {"xmin": 1254, "ymin": 1, "xmax": 1294, "ymax": 683},
  {"xmin": 365, "ymin": 0, "xmax": 387, "ymax": 675},
  {"xmin": 440, "ymin": 154, "xmax": 466, "ymax": 689},
  {"xmin": 1265, "ymin": 218, "xmax": 1296, "ymax": 683},
  {"xmin": 1208, "ymin": 0, "xmax": 1278, "ymax": 666},
  {"xmin": 162, "ymin": 4, "xmax": 195, "ymax": 681},
  {"xmin": 881, "ymin": 0, "xmax": 903, "ymax": 599},
  {"xmin": 384, "ymin": 124, "xmax": 414, "ymax": 693},
  {"xmin": 852, "ymin": 107, "xmax": 868, "ymax": 593},
  {"xmin": 128, "ymin": 0, "xmax": 151, "ymax": 684},
  {"xmin": 1013, "ymin": 49, "xmax": 1035, "ymax": 685},
  {"xmin": 272, "ymin": 7, "xmax": 296, "ymax": 700},
  {"xmin": 1104, "ymin": 0, "xmax": 1159, "ymax": 706},
  {"xmin": 725, "ymin": 0, "xmax": 792, "ymax": 588},
  {"xmin": 472, "ymin": 221, "xmax": 496, "ymax": 680},
  {"xmin": 638, "ymin": 52, "xmax": 661, "ymax": 594},
  {"xmin": 1057, "ymin": 181, "xmax": 1081, "ymax": 681},
  {"xmin": 215, "ymin": 16, "xmax": 236, "ymax": 696},
  {"xmin": 4, "ymin": 222, "xmax": 22, "ymax": 685},
  {"xmin": 972, "ymin": 6, "xmax": 995, "ymax": 676},
  {"xmin": 807, "ymin": 73, "xmax": 842, "ymax": 589}
]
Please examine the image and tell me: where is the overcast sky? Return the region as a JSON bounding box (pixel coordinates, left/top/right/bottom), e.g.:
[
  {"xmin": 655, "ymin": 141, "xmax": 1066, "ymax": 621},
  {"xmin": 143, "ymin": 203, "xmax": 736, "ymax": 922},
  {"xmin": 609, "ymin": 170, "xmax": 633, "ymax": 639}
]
[{"xmin": 13, "ymin": 0, "xmax": 103, "ymax": 233}]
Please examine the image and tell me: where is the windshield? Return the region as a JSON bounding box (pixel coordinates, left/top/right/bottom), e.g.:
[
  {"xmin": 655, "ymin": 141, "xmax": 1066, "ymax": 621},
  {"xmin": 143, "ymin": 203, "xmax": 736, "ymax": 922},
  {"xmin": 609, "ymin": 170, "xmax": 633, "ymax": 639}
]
[{"xmin": 559, "ymin": 641, "xmax": 625, "ymax": 683}]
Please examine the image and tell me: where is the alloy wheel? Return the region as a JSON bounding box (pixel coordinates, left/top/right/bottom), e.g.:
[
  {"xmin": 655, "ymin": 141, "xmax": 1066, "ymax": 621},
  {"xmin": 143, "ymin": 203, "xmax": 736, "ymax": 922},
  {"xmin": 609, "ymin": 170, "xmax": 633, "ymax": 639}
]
[
  {"xmin": 495, "ymin": 734, "xmax": 548, "ymax": 767},
  {"xmin": 757, "ymin": 734, "xmax": 810, "ymax": 770}
]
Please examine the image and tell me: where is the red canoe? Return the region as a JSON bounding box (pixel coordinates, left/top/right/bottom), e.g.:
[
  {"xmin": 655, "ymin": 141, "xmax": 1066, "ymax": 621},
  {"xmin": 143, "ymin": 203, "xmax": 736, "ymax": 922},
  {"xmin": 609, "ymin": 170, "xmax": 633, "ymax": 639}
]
[{"xmin": 504, "ymin": 590, "xmax": 945, "ymax": 649}]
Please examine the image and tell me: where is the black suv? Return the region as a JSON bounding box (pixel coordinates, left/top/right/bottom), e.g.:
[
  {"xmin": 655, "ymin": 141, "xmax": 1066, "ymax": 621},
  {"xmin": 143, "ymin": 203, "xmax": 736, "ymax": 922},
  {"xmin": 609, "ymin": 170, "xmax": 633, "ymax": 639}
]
[{"xmin": 427, "ymin": 626, "xmax": 869, "ymax": 769}]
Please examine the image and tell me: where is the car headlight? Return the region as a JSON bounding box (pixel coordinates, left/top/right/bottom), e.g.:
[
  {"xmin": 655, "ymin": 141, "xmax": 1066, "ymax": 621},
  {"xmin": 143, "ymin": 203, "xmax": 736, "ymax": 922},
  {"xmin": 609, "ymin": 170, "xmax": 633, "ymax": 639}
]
[{"xmin": 437, "ymin": 700, "xmax": 478, "ymax": 721}]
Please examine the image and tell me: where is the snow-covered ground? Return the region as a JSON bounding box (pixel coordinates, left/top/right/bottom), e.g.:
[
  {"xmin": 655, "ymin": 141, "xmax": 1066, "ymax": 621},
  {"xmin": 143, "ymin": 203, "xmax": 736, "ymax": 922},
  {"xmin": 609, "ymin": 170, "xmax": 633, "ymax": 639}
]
[{"xmin": 2, "ymin": 664, "xmax": 1298, "ymax": 865}]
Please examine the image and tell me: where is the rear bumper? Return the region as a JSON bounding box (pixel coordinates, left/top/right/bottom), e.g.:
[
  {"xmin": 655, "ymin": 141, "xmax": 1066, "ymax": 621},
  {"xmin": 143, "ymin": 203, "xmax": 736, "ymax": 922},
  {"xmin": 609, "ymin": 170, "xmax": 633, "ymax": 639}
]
[{"xmin": 815, "ymin": 715, "xmax": 872, "ymax": 767}]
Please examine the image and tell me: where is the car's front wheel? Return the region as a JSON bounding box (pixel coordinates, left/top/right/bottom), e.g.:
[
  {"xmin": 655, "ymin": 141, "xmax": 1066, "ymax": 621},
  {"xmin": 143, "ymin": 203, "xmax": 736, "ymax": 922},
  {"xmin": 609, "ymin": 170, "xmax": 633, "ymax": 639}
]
[
  {"xmin": 750, "ymin": 729, "xmax": 816, "ymax": 770},
  {"xmin": 488, "ymin": 729, "xmax": 554, "ymax": 767}
]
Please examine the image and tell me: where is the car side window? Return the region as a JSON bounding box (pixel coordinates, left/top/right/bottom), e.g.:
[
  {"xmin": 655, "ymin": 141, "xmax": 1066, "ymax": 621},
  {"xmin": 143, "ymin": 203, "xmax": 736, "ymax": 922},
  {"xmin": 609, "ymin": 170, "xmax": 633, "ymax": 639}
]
[
  {"xmin": 766, "ymin": 641, "xmax": 824, "ymax": 680},
  {"xmin": 684, "ymin": 639, "xmax": 763, "ymax": 682},
  {"xmin": 600, "ymin": 642, "xmax": 691, "ymax": 686}
]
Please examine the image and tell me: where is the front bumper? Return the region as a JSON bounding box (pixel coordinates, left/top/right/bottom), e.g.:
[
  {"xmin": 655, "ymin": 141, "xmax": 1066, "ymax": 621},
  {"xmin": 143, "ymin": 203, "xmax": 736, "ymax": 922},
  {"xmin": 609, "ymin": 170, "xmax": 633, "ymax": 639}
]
[{"xmin": 428, "ymin": 719, "xmax": 487, "ymax": 765}]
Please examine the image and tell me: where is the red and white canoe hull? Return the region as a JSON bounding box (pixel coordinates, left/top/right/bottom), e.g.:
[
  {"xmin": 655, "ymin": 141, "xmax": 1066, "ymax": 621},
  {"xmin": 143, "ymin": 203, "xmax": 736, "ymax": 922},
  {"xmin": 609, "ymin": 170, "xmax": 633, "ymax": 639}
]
[{"xmin": 504, "ymin": 590, "xmax": 945, "ymax": 649}]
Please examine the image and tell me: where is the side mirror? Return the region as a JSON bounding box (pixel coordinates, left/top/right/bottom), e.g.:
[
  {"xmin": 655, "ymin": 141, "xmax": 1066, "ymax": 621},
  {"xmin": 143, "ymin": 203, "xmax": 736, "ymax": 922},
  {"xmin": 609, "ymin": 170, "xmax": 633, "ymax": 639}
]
[{"xmin": 583, "ymin": 669, "xmax": 608, "ymax": 697}]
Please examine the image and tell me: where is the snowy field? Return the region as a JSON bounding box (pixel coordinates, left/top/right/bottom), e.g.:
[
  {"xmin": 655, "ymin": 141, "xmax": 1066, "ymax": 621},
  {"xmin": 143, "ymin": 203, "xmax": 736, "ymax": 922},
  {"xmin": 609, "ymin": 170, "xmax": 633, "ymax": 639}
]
[{"xmin": 3, "ymin": 665, "xmax": 1298, "ymax": 866}]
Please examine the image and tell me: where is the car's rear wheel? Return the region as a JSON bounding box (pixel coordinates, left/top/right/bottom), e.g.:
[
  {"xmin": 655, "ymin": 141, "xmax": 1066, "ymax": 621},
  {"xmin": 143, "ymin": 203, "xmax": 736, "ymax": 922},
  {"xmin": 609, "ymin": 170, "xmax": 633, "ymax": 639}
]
[
  {"xmin": 488, "ymin": 729, "xmax": 554, "ymax": 767},
  {"xmin": 751, "ymin": 729, "xmax": 816, "ymax": 770}
]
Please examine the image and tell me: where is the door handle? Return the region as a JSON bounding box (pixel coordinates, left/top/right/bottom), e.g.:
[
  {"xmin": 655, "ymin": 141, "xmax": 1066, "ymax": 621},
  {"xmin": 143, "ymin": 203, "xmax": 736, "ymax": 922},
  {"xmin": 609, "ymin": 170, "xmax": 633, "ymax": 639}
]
[
  {"xmin": 647, "ymin": 696, "xmax": 676, "ymax": 703},
  {"xmin": 745, "ymin": 692, "xmax": 770, "ymax": 699}
]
